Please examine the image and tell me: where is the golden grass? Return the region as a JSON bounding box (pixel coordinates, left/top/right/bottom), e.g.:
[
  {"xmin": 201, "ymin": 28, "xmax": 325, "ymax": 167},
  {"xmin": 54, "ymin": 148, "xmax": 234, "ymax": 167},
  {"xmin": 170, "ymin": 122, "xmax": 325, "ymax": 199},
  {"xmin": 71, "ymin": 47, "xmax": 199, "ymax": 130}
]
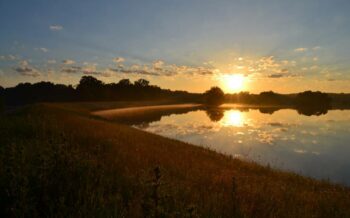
[{"xmin": 1, "ymin": 103, "xmax": 350, "ymax": 217}]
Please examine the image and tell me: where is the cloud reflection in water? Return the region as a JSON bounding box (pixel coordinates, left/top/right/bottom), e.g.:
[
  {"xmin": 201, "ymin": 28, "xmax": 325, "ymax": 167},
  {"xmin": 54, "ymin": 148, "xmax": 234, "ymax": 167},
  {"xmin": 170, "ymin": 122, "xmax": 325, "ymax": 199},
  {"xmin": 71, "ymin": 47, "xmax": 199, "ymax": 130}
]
[{"xmin": 132, "ymin": 107, "xmax": 350, "ymax": 185}]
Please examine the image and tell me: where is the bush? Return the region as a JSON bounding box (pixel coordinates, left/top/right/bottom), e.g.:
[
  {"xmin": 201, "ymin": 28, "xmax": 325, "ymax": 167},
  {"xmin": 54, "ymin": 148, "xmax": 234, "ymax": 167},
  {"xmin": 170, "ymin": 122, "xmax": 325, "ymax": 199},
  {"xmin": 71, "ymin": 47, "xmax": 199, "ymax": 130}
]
[
  {"xmin": 204, "ymin": 87, "xmax": 225, "ymax": 106},
  {"xmin": 295, "ymin": 91, "xmax": 332, "ymax": 116}
]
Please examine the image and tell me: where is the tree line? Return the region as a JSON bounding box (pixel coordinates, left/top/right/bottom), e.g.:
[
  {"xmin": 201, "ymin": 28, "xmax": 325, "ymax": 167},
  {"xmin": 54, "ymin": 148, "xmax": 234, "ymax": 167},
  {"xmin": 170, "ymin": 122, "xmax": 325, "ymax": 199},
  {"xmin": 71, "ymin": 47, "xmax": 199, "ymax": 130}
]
[
  {"xmin": 1, "ymin": 76, "xmax": 346, "ymax": 114},
  {"xmin": 0, "ymin": 76, "xmax": 201, "ymax": 106},
  {"xmin": 204, "ymin": 87, "xmax": 333, "ymax": 115}
]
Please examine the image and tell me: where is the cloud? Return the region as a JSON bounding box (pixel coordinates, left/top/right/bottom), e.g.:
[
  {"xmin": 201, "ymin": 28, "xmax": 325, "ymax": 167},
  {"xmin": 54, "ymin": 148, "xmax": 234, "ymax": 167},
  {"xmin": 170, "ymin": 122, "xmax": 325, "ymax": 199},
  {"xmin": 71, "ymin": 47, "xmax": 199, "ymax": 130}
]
[
  {"xmin": 110, "ymin": 60, "xmax": 216, "ymax": 77},
  {"xmin": 14, "ymin": 60, "xmax": 40, "ymax": 77},
  {"xmin": 62, "ymin": 59, "xmax": 75, "ymax": 65},
  {"xmin": 82, "ymin": 65, "xmax": 111, "ymax": 77},
  {"xmin": 113, "ymin": 57, "xmax": 125, "ymax": 63},
  {"xmin": 294, "ymin": 47, "xmax": 308, "ymax": 52},
  {"xmin": 60, "ymin": 64, "xmax": 111, "ymax": 77},
  {"xmin": 281, "ymin": 60, "xmax": 289, "ymax": 65},
  {"xmin": 36, "ymin": 47, "xmax": 49, "ymax": 53},
  {"xmin": 47, "ymin": 59, "xmax": 56, "ymax": 64},
  {"xmin": 193, "ymin": 67, "xmax": 215, "ymax": 75},
  {"xmin": 267, "ymin": 68, "xmax": 298, "ymax": 78},
  {"xmin": 49, "ymin": 25, "xmax": 63, "ymax": 31},
  {"xmin": 0, "ymin": 54, "xmax": 17, "ymax": 61},
  {"xmin": 267, "ymin": 73, "xmax": 298, "ymax": 79},
  {"xmin": 312, "ymin": 46, "xmax": 321, "ymax": 50},
  {"xmin": 280, "ymin": 68, "xmax": 289, "ymax": 73},
  {"xmin": 294, "ymin": 149, "xmax": 307, "ymax": 154},
  {"xmin": 20, "ymin": 60, "xmax": 29, "ymax": 66},
  {"xmin": 17, "ymin": 69, "xmax": 41, "ymax": 77},
  {"xmin": 83, "ymin": 70, "xmax": 111, "ymax": 77},
  {"xmin": 152, "ymin": 60, "xmax": 164, "ymax": 70},
  {"xmin": 310, "ymin": 65, "xmax": 318, "ymax": 70},
  {"xmin": 245, "ymin": 56, "xmax": 282, "ymax": 77},
  {"xmin": 61, "ymin": 66, "xmax": 82, "ymax": 73},
  {"xmin": 257, "ymin": 56, "xmax": 280, "ymax": 70},
  {"xmin": 110, "ymin": 68, "xmax": 161, "ymax": 76},
  {"xmin": 15, "ymin": 67, "xmax": 33, "ymax": 73},
  {"xmin": 268, "ymin": 74, "xmax": 284, "ymax": 78}
]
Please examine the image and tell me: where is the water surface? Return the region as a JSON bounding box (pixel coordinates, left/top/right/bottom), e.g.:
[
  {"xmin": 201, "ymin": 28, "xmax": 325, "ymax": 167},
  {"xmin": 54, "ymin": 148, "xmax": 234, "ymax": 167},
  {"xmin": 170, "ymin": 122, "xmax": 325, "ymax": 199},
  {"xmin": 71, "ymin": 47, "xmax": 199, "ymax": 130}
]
[{"xmin": 128, "ymin": 105, "xmax": 350, "ymax": 185}]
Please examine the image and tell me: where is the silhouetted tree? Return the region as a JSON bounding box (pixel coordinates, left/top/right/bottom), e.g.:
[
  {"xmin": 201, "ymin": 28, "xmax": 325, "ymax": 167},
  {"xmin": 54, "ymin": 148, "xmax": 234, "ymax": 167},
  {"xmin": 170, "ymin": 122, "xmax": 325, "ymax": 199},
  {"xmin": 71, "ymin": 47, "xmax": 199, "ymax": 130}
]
[
  {"xmin": 118, "ymin": 79, "xmax": 131, "ymax": 86},
  {"xmin": 4, "ymin": 75, "xmax": 343, "ymax": 111},
  {"xmin": 3, "ymin": 82, "xmax": 76, "ymax": 105},
  {"xmin": 295, "ymin": 91, "xmax": 331, "ymax": 116},
  {"xmin": 76, "ymin": 76, "xmax": 104, "ymax": 100},
  {"xmin": 226, "ymin": 91, "xmax": 258, "ymax": 104},
  {"xmin": 258, "ymin": 91, "xmax": 291, "ymax": 105},
  {"xmin": 2, "ymin": 76, "xmax": 203, "ymax": 105},
  {"xmin": 134, "ymin": 79, "xmax": 150, "ymax": 87},
  {"xmin": 204, "ymin": 87, "xmax": 225, "ymax": 106},
  {"xmin": 205, "ymin": 108, "xmax": 224, "ymax": 122},
  {"xmin": 0, "ymin": 85, "xmax": 4, "ymax": 112},
  {"xmin": 259, "ymin": 107, "xmax": 280, "ymax": 114}
]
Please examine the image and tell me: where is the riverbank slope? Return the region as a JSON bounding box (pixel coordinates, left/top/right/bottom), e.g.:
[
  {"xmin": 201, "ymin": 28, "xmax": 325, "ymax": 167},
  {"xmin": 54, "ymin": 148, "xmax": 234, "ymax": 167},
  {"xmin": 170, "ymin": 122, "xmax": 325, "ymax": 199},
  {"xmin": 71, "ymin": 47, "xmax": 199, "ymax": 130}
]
[{"xmin": 1, "ymin": 103, "xmax": 349, "ymax": 217}]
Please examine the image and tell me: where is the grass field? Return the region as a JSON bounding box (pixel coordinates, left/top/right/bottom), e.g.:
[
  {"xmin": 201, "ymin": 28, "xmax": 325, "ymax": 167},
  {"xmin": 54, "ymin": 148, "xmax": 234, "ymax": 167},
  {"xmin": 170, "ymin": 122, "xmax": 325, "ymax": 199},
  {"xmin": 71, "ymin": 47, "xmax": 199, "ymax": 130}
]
[{"xmin": 1, "ymin": 102, "xmax": 350, "ymax": 217}]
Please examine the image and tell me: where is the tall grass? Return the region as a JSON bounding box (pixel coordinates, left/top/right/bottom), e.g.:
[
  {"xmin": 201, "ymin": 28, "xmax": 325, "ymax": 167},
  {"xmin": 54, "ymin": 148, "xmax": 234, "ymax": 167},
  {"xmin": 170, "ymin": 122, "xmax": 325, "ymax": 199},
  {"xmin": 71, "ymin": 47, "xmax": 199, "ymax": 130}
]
[{"xmin": 0, "ymin": 103, "xmax": 350, "ymax": 217}]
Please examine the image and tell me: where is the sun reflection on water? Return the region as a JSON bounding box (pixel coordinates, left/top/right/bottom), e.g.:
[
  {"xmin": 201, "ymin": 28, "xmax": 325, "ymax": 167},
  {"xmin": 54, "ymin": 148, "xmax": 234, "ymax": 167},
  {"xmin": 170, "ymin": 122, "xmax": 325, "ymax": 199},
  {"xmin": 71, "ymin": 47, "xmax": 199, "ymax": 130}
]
[{"xmin": 220, "ymin": 110, "xmax": 245, "ymax": 127}]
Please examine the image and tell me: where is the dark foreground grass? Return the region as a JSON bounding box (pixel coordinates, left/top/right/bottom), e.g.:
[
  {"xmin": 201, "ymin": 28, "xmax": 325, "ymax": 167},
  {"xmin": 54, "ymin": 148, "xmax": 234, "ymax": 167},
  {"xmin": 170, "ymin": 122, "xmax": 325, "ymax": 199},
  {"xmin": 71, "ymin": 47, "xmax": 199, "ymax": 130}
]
[{"xmin": 1, "ymin": 103, "xmax": 350, "ymax": 217}]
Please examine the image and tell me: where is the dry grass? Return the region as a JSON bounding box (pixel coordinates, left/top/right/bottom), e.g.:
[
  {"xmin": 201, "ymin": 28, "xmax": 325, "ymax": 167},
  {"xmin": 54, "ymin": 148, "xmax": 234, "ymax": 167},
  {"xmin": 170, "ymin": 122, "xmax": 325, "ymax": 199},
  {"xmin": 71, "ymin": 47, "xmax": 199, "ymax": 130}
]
[{"xmin": 1, "ymin": 103, "xmax": 350, "ymax": 217}]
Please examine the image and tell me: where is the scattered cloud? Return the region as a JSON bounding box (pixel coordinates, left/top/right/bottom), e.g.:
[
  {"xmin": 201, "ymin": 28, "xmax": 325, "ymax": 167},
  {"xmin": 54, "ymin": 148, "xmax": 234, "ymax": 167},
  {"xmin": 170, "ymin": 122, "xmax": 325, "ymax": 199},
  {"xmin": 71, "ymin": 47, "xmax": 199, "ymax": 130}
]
[
  {"xmin": 268, "ymin": 74, "xmax": 284, "ymax": 78},
  {"xmin": 294, "ymin": 47, "xmax": 308, "ymax": 52},
  {"xmin": 280, "ymin": 68, "xmax": 289, "ymax": 73},
  {"xmin": 62, "ymin": 59, "xmax": 75, "ymax": 65},
  {"xmin": 310, "ymin": 65, "xmax": 319, "ymax": 70},
  {"xmin": 152, "ymin": 60, "xmax": 164, "ymax": 70},
  {"xmin": 49, "ymin": 25, "xmax": 63, "ymax": 31},
  {"xmin": 83, "ymin": 70, "xmax": 111, "ymax": 77},
  {"xmin": 82, "ymin": 64, "xmax": 111, "ymax": 77},
  {"xmin": 61, "ymin": 66, "xmax": 82, "ymax": 73},
  {"xmin": 36, "ymin": 47, "xmax": 49, "ymax": 53},
  {"xmin": 294, "ymin": 149, "xmax": 307, "ymax": 154},
  {"xmin": 20, "ymin": 60, "xmax": 29, "ymax": 66},
  {"xmin": 267, "ymin": 73, "xmax": 297, "ymax": 78},
  {"xmin": 14, "ymin": 66, "xmax": 32, "ymax": 73},
  {"xmin": 110, "ymin": 60, "xmax": 216, "ymax": 77},
  {"xmin": 312, "ymin": 46, "xmax": 321, "ymax": 50},
  {"xmin": 47, "ymin": 59, "xmax": 56, "ymax": 64},
  {"xmin": 0, "ymin": 54, "xmax": 17, "ymax": 61},
  {"xmin": 60, "ymin": 64, "xmax": 111, "ymax": 77},
  {"xmin": 267, "ymin": 68, "xmax": 298, "ymax": 79},
  {"xmin": 113, "ymin": 57, "xmax": 125, "ymax": 63},
  {"xmin": 110, "ymin": 67, "xmax": 161, "ymax": 76},
  {"xmin": 14, "ymin": 60, "xmax": 40, "ymax": 77},
  {"xmin": 281, "ymin": 60, "xmax": 289, "ymax": 65}
]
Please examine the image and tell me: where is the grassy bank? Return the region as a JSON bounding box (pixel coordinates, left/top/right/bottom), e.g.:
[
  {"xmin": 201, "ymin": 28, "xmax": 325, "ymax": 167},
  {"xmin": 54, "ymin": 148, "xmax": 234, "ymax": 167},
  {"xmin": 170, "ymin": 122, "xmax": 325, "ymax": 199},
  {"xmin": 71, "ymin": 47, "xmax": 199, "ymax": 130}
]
[{"xmin": 1, "ymin": 103, "xmax": 350, "ymax": 217}]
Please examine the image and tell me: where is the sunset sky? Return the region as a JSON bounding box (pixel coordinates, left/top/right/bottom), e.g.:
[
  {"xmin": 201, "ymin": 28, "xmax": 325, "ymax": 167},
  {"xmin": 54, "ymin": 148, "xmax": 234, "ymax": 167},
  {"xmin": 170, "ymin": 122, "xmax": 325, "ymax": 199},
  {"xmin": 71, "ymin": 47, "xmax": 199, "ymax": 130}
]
[{"xmin": 1, "ymin": 0, "xmax": 350, "ymax": 93}]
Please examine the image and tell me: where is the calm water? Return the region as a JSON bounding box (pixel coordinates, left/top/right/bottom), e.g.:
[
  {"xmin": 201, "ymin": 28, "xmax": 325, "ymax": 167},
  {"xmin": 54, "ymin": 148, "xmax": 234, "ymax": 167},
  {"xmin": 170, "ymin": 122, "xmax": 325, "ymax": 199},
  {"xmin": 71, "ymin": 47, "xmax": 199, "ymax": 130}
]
[{"xmin": 132, "ymin": 106, "xmax": 350, "ymax": 185}]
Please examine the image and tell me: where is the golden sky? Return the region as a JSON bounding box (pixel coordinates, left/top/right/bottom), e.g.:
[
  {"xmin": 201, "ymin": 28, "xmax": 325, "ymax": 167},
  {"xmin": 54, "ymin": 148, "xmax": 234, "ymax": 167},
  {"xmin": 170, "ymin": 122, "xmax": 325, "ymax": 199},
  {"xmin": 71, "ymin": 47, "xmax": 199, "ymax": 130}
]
[{"xmin": 1, "ymin": 0, "xmax": 350, "ymax": 93}]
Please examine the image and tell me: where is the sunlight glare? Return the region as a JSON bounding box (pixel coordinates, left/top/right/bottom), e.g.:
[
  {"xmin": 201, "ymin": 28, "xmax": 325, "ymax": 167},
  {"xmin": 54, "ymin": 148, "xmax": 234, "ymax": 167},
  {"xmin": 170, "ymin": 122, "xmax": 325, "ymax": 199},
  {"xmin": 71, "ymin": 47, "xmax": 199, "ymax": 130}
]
[
  {"xmin": 221, "ymin": 74, "xmax": 245, "ymax": 93},
  {"xmin": 220, "ymin": 110, "xmax": 245, "ymax": 127}
]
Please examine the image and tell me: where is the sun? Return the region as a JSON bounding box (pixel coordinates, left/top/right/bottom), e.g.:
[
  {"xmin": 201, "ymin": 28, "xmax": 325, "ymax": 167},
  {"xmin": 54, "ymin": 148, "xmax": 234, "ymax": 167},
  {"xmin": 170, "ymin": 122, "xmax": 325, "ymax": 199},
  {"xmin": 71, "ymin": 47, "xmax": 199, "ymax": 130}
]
[{"xmin": 221, "ymin": 74, "xmax": 245, "ymax": 93}]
